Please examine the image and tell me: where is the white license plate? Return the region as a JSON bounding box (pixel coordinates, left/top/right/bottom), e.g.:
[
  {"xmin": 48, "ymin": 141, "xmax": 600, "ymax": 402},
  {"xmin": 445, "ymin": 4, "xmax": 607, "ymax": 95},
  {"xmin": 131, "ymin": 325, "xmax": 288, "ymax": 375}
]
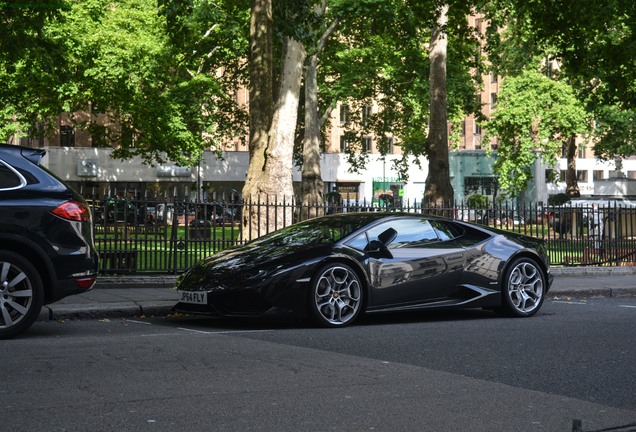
[{"xmin": 178, "ymin": 290, "xmax": 208, "ymax": 304}]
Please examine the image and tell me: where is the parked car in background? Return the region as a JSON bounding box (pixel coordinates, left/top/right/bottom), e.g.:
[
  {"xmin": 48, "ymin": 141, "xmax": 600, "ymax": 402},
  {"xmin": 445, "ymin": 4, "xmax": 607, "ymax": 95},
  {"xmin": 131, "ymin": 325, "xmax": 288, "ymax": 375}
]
[
  {"xmin": 104, "ymin": 197, "xmax": 137, "ymax": 223},
  {"xmin": 0, "ymin": 144, "xmax": 99, "ymax": 339}
]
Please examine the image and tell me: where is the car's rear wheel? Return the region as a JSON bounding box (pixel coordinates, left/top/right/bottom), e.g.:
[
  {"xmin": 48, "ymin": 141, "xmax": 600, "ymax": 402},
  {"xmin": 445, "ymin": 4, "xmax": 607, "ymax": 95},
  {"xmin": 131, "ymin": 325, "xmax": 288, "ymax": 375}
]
[
  {"xmin": 309, "ymin": 263, "xmax": 363, "ymax": 327},
  {"xmin": 0, "ymin": 251, "xmax": 44, "ymax": 339},
  {"xmin": 501, "ymin": 257, "xmax": 545, "ymax": 317}
]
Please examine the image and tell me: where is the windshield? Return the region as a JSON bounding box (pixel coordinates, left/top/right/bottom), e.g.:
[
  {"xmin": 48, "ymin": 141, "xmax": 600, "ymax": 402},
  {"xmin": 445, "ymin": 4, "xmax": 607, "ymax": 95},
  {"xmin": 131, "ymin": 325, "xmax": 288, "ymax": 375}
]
[{"xmin": 249, "ymin": 214, "xmax": 381, "ymax": 248}]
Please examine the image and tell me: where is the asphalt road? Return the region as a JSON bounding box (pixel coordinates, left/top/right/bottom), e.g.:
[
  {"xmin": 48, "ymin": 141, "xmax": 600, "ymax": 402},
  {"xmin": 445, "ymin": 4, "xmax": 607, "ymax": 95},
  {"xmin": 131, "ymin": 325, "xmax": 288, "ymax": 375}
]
[{"xmin": 3, "ymin": 298, "xmax": 636, "ymax": 432}]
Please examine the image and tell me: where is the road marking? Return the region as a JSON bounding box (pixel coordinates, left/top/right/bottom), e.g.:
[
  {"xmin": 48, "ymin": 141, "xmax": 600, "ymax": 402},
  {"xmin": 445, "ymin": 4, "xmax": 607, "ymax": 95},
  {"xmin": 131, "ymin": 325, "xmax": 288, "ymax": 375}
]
[
  {"xmin": 618, "ymin": 305, "xmax": 636, "ymax": 309},
  {"xmin": 552, "ymin": 300, "xmax": 587, "ymax": 305},
  {"xmin": 178, "ymin": 327, "xmax": 212, "ymax": 334},
  {"xmin": 177, "ymin": 327, "xmax": 274, "ymax": 335},
  {"xmin": 126, "ymin": 319, "xmax": 151, "ymax": 325}
]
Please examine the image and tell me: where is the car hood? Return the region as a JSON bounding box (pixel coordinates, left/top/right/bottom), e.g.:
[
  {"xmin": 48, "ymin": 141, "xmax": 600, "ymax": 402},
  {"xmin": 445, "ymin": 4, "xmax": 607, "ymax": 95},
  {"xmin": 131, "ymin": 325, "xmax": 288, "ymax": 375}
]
[{"xmin": 177, "ymin": 242, "xmax": 330, "ymax": 292}]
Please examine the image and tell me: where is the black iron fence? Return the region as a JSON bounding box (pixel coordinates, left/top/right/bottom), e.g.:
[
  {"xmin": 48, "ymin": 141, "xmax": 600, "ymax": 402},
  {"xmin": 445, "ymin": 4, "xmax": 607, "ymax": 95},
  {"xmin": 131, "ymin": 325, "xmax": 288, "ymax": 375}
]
[{"xmin": 89, "ymin": 197, "xmax": 636, "ymax": 274}]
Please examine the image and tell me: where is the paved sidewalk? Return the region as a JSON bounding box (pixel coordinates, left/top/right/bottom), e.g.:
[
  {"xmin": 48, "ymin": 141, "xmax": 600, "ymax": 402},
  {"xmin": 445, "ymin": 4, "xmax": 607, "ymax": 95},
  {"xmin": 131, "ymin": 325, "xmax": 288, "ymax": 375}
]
[{"xmin": 39, "ymin": 267, "xmax": 636, "ymax": 322}]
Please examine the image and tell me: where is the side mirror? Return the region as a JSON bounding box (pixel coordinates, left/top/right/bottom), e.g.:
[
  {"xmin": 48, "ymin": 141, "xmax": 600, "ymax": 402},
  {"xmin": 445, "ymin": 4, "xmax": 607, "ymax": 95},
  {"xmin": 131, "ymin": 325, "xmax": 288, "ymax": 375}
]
[{"xmin": 378, "ymin": 227, "xmax": 397, "ymax": 246}]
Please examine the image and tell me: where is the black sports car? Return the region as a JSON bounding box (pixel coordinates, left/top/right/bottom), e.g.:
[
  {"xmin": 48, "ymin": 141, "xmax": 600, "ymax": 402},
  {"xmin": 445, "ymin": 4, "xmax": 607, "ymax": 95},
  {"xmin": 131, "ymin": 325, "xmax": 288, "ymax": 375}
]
[{"xmin": 175, "ymin": 213, "xmax": 553, "ymax": 327}]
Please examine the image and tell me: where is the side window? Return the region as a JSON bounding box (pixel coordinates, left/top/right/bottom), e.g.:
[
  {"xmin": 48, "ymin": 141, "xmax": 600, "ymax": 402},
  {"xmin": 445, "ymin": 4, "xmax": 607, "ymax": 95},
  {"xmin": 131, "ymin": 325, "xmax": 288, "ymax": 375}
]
[
  {"xmin": 430, "ymin": 220, "xmax": 463, "ymax": 241},
  {"xmin": 366, "ymin": 219, "xmax": 439, "ymax": 249},
  {"xmin": 0, "ymin": 161, "xmax": 26, "ymax": 190},
  {"xmin": 346, "ymin": 232, "xmax": 369, "ymax": 251}
]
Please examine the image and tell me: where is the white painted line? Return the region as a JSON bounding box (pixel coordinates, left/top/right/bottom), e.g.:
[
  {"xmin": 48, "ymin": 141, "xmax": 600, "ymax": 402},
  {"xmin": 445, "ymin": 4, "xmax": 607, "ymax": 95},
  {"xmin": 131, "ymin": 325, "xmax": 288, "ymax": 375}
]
[
  {"xmin": 552, "ymin": 300, "xmax": 587, "ymax": 305},
  {"xmin": 618, "ymin": 305, "xmax": 636, "ymax": 309},
  {"xmin": 126, "ymin": 319, "xmax": 151, "ymax": 325},
  {"xmin": 178, "ymin": 327, "xmax": 213, "ymax": 334},
  {"xmin": 178, "ymin": 327, "xmax": 274, "ymax": 335}
]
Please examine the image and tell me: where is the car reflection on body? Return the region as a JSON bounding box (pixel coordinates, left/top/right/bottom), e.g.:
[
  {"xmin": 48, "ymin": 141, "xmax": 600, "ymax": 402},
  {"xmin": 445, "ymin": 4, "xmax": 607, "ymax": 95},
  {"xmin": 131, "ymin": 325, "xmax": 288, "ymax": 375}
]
[{"xmin": 175, "ymin": 213, "xmax": 553, "ymax": 327}]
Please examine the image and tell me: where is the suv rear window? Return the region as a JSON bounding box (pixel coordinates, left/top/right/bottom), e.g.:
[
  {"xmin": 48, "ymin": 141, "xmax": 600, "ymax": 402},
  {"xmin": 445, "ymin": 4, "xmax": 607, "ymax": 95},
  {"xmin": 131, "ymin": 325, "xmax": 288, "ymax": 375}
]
[{"xmin": 0, "ymin": 161, "xmax": 26, "ymax": 190}]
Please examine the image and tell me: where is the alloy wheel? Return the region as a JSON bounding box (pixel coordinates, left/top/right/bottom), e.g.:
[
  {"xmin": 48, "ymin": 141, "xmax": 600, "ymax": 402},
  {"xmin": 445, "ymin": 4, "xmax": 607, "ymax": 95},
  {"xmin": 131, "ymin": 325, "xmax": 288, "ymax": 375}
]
[
  {"xmin": 505, "ymin": 259, "xmax": 545, "ymax": 316},
  {"xmin": 0, "ymin": 252, "xmax": 43, "ymax": 339},
  {"xmin": 311, "ymin": 264, "xmax": 363, "ymax": 327}
]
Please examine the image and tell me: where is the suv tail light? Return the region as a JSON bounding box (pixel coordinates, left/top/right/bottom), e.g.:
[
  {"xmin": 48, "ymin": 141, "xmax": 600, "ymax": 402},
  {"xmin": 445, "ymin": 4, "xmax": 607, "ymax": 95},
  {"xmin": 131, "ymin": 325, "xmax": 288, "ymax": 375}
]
[{"xmin": 51, "ymin": 200, "xmax": 92, "ymax": 222}]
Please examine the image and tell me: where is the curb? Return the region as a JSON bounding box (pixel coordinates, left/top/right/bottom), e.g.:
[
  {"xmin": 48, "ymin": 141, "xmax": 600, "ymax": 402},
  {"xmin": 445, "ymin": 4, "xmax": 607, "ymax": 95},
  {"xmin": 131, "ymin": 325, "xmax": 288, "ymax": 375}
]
[
  {"xmin": 550, "ymin": 266, "xmax": 636, "ymax": 277},
  {"xmin": 95, "ymin": 275, "xmax": 179, "ymax": 290},
  {"xmin": 547, "ymin": 287, "xmax": 636, "ymax": 299},
  {"xmin": 39, "ymin": 301, "xmax": 177, "ymax": 322}
]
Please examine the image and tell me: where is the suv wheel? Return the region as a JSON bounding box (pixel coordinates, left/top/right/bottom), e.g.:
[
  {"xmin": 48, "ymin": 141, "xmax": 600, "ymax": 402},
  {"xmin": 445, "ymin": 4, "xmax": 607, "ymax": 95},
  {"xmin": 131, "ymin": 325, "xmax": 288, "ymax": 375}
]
[{"xmin": 0, "ymin": 251, "xmax": 44, "ymax": 339}]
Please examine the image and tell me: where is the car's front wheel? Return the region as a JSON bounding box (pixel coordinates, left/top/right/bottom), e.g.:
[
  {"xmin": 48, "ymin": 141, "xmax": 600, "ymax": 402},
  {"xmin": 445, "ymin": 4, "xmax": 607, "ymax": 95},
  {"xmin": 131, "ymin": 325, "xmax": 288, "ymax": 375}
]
[
  {"xmin": 309, "ymin": 263, "xmax": 364, "ymax": 327},
  {"xmin": 0, "ymin": 251, "xmax": 44, "ymax": 339},
  {"xmin": 501, "ymin": 257, "xmax": 545, "ymax": 317}
]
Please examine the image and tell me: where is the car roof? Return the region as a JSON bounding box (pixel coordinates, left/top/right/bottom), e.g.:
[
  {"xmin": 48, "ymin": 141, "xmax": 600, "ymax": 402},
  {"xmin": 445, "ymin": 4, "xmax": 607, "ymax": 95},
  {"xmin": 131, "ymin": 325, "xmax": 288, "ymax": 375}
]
[{"xmin": 0, "ymin": 144, "xmax": 46, "ymax": 166}]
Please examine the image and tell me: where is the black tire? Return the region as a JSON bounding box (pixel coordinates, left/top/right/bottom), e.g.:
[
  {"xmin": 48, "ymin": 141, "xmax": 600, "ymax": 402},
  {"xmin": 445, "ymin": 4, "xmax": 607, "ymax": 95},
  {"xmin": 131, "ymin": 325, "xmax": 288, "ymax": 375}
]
[
  {"xmin": 308, "ymin": 263, "xmax": 364, "ymax": 328},
  {"xmin": 500, "ymin": 257, "xmax": 546, "ymax": 317},
  {"xmin": 0, "ymin": 251, "xmax": 44, "ymax": 339}
]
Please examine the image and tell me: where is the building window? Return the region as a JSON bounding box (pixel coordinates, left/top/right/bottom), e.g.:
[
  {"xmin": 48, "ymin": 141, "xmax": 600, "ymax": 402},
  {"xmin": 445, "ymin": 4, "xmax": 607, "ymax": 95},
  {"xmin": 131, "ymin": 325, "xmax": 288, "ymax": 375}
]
[
  {"xmin": 490, "ymin": 93, "xmax": 497, "ymax": 109},
  {"xmin": 340, "ymin": 103, "xmax": 349, "ymax": 124},
  {"xmin": 60, "ymin": 125, "xmax": 75, "ymax": 147},
  {"xmin": 559, "ymin": 170, "xmax": 567, "ymax": 182},
  {"xmin": 339, "ymin": 136, "xmax": 348, "ymax": 153},
  {"xmin": 387, "ymin": 136, "xmax": 394, "ymax": 153},
  {"xmin": 363, "ymin": 136, "xmax": 372, "ymax": 153},
  {"xmin": 475, "ymin": 18, "xmax": 483, "ymax": 32},
  {"xmin": 576, "ymin": 170, "xmax": 588, "ymax": 182},
  {"xmin": 474, "ymin": 122, "xmax": 482, "ymax": 136},
  {"xmin": 461, "ymin": 120, "xmax": 466, "ymax": 137},
  {"xmin": 491, "ymin": 72, "xmax": 498, "ymax": 84},
  {"xmin": 545, "ymin": 169, "xmax": 557, "ymax": 183},
  {"xmin": 578, "ymin": 146, "xmax": 585, "ymax": 158},
  {"xmin": 92, "ymin": 126, "xmax": 106, "ymax": 148},
  {"xmin": 362, "ymin": 105, "xmax": 372, "ymax": 126},
  {"xmin": 490, "ymin": 137, "xmax": 499, "ymax": 150},
  {"xmin": 121, "ymin": 126, "xmax": 135, "ymax": 148},
  {"xmin": 593, "ymin": 170, "xmax": 605, "ymax": 181},
  {"xmin": 561, "ymin": 144, "xmax": 567, "ymax": 158}
]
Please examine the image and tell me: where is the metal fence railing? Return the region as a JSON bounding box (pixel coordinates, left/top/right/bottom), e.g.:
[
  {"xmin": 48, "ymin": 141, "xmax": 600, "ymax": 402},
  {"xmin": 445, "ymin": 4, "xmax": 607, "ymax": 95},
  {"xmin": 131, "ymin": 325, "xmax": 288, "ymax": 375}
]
[{"xmin": 88, "ymin": 197, "xmax": 636, "ymax": 274}]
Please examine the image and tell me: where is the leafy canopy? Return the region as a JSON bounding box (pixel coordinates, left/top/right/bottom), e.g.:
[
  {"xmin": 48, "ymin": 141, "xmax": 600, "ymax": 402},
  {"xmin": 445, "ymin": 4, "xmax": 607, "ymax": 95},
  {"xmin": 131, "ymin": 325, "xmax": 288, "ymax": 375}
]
[{"xmin": 484, "ymin": 70, "xmax": 588, "ymax": 196}]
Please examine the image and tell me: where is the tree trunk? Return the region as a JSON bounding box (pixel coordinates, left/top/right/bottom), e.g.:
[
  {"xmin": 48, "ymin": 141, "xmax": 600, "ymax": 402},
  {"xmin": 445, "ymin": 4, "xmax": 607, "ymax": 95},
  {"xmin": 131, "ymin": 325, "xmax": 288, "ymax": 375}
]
[
  {"xmin": 299, "ymin": 52, "xmax": 325, "ymax": 220},
  {"xmin": 241, "ymin": 33, "xmax": 306, "ymax": 241},
  {"xmin": 299, "ymin": 8, "xmax": 338, "ymax": 221},
  {"xmin": 565, "ymin": 134, "xmax": 580, "ymax": 197},
  {"xmin": 424, "ymin": 3, "xmax": 454, "ymax": 211}
]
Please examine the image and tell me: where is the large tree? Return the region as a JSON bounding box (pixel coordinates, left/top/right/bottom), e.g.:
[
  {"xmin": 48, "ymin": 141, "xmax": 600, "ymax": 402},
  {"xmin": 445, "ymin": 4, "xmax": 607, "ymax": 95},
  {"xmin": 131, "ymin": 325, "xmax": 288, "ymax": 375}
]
[
  {"xmin": 320, "ymin": 0, "xmax": 479, "ymax": 205},
  {"xmin": 298, "ymin": 2, "xmax": 338, "ymax": 218},
  {"xmin": 484, "ymin": 70, "xmax": 588, "ymax": 197},
  {"xmin": 484, "ymin": 0, "xmax": 636, "ymax": 162},
  {"xmin": 0, "ymin": 1, "xmax": 71, "ymax": 141},
  {"xmin": 240, "ymin": 0, "xmax": 308, "ymax": 239},
  {"xmin": 1, "ymin": 0, "xmax": 249, "ymax": 167},
  {"xmin": 424, "ymin": 3, "xmax": 454, "ymax": 206}
]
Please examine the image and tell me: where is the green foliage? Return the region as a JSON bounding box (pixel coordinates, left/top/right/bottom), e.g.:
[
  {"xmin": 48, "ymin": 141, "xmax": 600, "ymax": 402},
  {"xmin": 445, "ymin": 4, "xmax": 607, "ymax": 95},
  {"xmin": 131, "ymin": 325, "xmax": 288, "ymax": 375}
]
[
  {"xmin": 321, "ymin": 0, "xmax": 481, "ymax": 180},
  {"xmin": 484, "ymin": 70, "xmax": 588, "ymax": 196},
  {"xmin": 593, "ymin": 105, "xmax": 636, "ymax": 160},
  {"xmin": 483, "ymin": 0, "xmax": 636, "ymax": 159},
  {"xmin": 0, "ymin": 0, "xmax": 248, "ymax": 167},
  {"xmin": 548, "ymin": 193, "xmax": 571, "ymax": 206},
  {"xmin": 0, "ymin": 1, "xmax": 72, "ymax": 140},
  {"xmin": 466, "ymin": 194, "xmax": 488, "ymax": 208}
]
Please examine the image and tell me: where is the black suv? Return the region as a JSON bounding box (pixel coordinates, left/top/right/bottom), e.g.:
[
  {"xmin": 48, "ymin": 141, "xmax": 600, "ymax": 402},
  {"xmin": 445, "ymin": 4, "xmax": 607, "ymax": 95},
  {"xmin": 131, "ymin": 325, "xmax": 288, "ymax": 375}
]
[{"xmin": 0, "ymin": 144, "xmax": 99, "ymax": 338}]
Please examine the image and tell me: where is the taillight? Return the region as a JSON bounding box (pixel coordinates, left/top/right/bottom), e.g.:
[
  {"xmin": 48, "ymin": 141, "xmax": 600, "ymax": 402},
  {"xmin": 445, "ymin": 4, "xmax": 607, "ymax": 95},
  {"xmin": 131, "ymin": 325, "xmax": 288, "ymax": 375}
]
[
  {"xmin": 51, "ymin": 200, "xmax": 91, "ymax": 222},
  {"xmin": 75, "ymin": 277, "xmax": 96, "ymax": 289}
]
